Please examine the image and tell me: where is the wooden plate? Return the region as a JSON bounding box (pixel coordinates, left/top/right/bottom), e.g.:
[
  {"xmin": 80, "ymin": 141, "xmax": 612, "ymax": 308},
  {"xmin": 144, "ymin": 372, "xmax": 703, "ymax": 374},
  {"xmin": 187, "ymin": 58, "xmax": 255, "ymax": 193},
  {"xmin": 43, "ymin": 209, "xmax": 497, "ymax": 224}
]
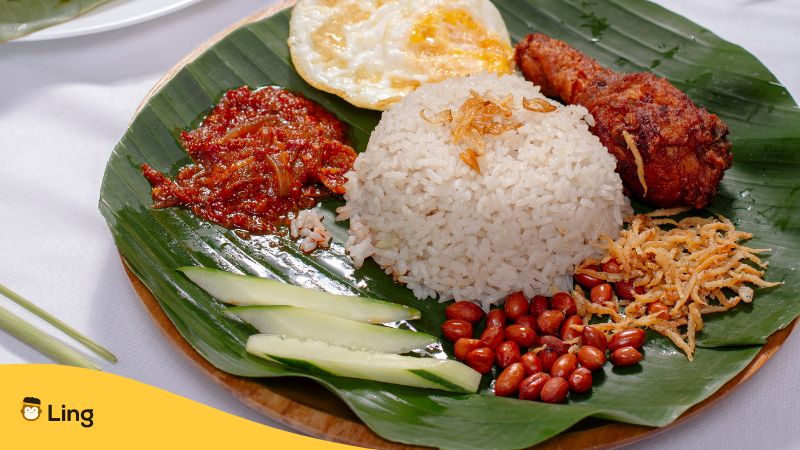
[{"xmin": 124, "ymin": 2, "xmax": 798, "ymax": 449}]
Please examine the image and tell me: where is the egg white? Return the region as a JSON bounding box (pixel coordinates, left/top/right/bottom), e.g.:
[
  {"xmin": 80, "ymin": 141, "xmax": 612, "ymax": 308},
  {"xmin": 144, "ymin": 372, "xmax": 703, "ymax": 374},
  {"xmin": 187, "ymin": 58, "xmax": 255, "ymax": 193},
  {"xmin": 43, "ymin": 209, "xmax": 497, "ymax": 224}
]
[{"xmin": 288, "ymin": 0, "xmax": 513, "ymax": 110}]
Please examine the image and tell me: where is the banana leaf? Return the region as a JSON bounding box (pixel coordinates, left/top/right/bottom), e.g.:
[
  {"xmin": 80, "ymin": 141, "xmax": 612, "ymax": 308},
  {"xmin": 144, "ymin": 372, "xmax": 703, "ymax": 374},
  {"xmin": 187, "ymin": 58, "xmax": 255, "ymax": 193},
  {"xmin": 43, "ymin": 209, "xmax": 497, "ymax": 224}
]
[
  {"xmin": 0, "ymin": 0, "xmax": 110, "ymax": 43},
  {"xmin": 98, "ymin": 0, "xmax": 800, "ymax": 448}
]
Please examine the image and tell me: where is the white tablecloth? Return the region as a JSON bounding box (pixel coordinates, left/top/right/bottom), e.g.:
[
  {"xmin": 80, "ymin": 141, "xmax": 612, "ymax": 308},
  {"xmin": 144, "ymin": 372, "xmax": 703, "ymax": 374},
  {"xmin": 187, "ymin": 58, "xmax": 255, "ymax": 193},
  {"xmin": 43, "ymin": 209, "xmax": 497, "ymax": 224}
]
[{"xmin": 1, "ymin": 1, "xmax": 798, "ymax": 448}]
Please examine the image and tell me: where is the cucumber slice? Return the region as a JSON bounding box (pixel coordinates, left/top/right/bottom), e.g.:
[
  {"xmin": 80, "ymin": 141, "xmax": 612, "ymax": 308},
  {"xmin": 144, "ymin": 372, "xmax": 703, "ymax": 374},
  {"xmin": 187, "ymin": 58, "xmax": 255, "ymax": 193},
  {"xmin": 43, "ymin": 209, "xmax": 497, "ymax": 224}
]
[
  {"xmin": 179, "ymin": 267, "xmax": 420, "ymax": 324},
  {"xmin": 246, "ymin": 334, "xmax": 480, "ymax": 393},
  {"xmin": 228, "ymin": 306, "xmax": 437, "ymax": 354}
]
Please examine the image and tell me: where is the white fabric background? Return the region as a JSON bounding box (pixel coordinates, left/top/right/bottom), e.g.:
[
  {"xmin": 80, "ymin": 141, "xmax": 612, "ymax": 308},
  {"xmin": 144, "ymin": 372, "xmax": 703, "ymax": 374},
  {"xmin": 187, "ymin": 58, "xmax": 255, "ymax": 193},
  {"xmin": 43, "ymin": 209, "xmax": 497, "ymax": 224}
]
[{"xmin": 1, "ymin": 1, "xmax": 798, "ymax": 448}]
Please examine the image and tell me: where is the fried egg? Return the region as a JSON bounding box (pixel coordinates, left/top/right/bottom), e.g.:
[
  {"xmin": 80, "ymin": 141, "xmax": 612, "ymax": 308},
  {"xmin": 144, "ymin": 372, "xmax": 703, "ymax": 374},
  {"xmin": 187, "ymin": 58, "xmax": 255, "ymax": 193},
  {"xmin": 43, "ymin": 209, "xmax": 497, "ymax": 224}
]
[{"xmin": 288, "ymin": 0, "xmax": 513, "ymax": 110}]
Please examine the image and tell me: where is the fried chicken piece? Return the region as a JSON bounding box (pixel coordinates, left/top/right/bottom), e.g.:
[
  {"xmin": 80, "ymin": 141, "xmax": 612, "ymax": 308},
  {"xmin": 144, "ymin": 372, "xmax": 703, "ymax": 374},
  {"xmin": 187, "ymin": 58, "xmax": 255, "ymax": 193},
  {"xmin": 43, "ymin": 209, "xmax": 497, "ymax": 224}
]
[{"xmin": 515, "ymin": 33, "xmax": 732, "ymax": 209}]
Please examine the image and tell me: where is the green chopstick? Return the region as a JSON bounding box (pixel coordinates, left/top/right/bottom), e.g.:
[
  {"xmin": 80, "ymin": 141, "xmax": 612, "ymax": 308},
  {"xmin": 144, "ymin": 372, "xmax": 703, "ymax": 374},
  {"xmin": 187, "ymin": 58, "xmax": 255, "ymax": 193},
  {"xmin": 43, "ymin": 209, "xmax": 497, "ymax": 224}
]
[
  {"xmin": 0, "ymin": 282, "xmax": 117, "ymax": 363},
  {"xmin": 0, "ymin": 303, "xmax": 100, "ymax": 370}
]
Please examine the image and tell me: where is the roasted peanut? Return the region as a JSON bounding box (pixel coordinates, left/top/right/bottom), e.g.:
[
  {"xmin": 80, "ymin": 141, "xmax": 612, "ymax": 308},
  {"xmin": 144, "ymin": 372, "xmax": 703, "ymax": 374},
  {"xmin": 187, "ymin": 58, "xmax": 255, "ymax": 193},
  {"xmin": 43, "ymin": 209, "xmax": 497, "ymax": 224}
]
[
  {"xmin": 494, "ymin": 362, "xmax": 525, "ymax": 397},
  {"xmin": 480, "ymin": 326, "xmax": 504, "ymax": 350},
  {"xmin": 576, "ymin": 345, "xmax": 606, "ymax": 372},
  {"xmin": 539, "ymin": 335, "xmax": 569, "ymax": 355},
  {"xmin": 518, "ymin": 372, "xmax": 550, "ymax": 401},
  {"xmin": 574, "ymin": 265, "xmax": 604, "ymax": 289},
  {"xmin": 551, "ymin": 292, "xmax": 578, "ymax": 316},
  {"xmin": 446, "ymin": 301, "xmax": 485, "ymax": 324},
  {"xmin": 610, "ymin": 346, "xmax": 643, "ymax": 367},
  {"xmin": 539, "ymin": 349, "xmax": 559, "ymax": 373},
  {"xmin": 530, "ymin": 295, "xmax": 550, "ymax": 317},
  {"xmin": 614, "ymin": 280, "xmax": 636, "ymax": 300},
  {"xmin": 550, "ymin": 353, "xmax": 578, "ymax": 378},
  {"xmin": 515, "ymin": 315, "xmax": 537, "ymax": 329},
  {"xmin": 504, "ymin": 292, "xmax": 529, "ymax": 321},
  {"xmin": 454, "ymin": 338, "xmax": 485, "ymax": 361},
  {"xmin": 582, "ymin": 326, "xmax": 608, "ymax": 352},
  {"xmin": 465, "ymin": 347, "xmax": 495, "ymax": 374},
  {"xmin": 486, "ymin": 309, "xmax": 507, "ymax": 329},
  {"xmin": 505, "ymin": 324, "xmax": 537, "ymax": 348},
  {"xmin": 609, "ymin": 328, "xmax": 646, "ymax": 351},
  {"xmin": 646, "ymin": 301, "xmax": 670, "ymax": 320},
  {"xmin": 540, "ymin": 376, "xmax": 570, "ymax": 403},
  {"xmin": 602, "ymin": 258, "xmax": 622, "ymax": 274},
  {"xmin": 441, "ymin": 319, "xmax": 473, "ymax": 342},
  {"xmin": 560, "ymin": 315, "xmax": 583, "ymax": 341},
  {"xmin": 520, "ymin": 352, "xmax": 544, "ymax": 375},
  {"xmin": 590, "ymin": 283, "xmax": 613, "ymax": 304},
  {"xmin": 614, "ymin": 281, "xmax": 645, "ymax": 301},
  {"xmin": 568, "ymin": 367, "xmax": 593, "ymax": 394},
  {"xmin": 536, "ymin": 310, "xmax": 565, "ymax": 336},
  {"xmin": 495, "ymin": 341, "xmax": 521, "ymax": 368}
]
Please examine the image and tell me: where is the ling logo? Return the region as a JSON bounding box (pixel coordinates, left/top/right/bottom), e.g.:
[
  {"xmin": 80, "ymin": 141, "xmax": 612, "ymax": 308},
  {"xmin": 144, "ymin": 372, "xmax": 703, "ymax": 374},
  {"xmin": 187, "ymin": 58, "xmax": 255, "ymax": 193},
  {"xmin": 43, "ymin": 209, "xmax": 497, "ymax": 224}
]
[
  {"xmin": 21, "ymin": 397, "xmax": 42, "ymax": 421},
  {"xmin": 20, "ymin": 396, "xmax": 94, "ymax": 428}
]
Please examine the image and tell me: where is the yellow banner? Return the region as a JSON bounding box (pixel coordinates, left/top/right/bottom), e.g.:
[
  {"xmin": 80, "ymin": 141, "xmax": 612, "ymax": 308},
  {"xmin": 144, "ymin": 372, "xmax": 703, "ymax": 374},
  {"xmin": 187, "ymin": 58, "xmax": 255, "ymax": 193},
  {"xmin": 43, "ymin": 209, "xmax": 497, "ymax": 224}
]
[{"xmin": 0, "ymin": 364, "xmax": 355, "ymax": 449}]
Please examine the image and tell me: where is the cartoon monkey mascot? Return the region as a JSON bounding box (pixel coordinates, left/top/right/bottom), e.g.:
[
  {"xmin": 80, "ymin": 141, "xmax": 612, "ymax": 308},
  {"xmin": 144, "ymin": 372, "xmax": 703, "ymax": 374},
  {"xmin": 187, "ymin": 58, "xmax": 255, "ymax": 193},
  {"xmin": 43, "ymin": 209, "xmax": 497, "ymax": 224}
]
[{"xmin": 22, "ymin": 397, "xmax": 41, "ymax": 421}]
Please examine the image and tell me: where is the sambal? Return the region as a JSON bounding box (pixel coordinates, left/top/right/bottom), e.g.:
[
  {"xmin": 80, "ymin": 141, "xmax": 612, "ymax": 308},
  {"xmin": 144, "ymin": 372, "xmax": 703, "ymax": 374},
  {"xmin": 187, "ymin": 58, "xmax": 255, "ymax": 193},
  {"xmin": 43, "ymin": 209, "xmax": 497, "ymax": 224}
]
[{"xmin": 141, "ymin": 86, "xmax": 356, "ymax": 233}]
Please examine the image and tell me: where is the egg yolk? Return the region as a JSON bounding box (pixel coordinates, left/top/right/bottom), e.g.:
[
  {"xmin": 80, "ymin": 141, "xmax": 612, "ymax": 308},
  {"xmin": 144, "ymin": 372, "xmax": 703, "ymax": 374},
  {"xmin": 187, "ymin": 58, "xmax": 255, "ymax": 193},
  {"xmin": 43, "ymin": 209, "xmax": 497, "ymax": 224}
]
[{"xmin": 409, "ymin": 7, "xmax": 513, "ymax": 77}]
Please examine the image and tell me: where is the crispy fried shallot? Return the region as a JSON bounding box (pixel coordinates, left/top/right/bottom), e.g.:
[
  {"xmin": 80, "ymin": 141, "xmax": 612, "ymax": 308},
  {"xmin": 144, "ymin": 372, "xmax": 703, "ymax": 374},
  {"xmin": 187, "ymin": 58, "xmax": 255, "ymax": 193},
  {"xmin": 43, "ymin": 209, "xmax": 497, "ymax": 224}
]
[
  {"xmin": 574, "ymin": 214, "xmax": 782, "ymax": 360},
  {"xmin": 459, "ymin": 149, "xmax": 482, "ymax": 174},
  {"xmin": 420, "ymin": 108, "xmax": 453, "ymax": 124},
  {"xmin": 622, "ymin": 130, "xmax": 647, "ymax": 197},
  {"xmin": 421, "ymin": 90, "xmax": 531, "ymax": 173},
  {"xmin": 522, "ymin": 96, "xmax": 557, "ymax": 113}
]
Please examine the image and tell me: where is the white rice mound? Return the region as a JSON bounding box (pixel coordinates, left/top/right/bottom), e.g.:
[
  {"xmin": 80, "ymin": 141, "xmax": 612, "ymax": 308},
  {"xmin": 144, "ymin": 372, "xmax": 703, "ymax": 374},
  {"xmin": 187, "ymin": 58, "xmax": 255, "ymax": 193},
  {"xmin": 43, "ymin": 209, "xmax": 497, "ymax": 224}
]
[{"xmin": 337, "ymin": 73, "xmax": 629, "ymax": 307}]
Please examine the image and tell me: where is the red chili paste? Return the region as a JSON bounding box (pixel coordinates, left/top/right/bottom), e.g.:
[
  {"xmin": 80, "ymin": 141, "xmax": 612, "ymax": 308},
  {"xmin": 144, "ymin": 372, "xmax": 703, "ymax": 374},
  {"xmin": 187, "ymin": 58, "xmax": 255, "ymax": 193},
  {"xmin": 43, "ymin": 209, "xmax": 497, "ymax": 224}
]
[{"xmin": 141, "ymin": 86, "xmax": 356, "ymax": 233}]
